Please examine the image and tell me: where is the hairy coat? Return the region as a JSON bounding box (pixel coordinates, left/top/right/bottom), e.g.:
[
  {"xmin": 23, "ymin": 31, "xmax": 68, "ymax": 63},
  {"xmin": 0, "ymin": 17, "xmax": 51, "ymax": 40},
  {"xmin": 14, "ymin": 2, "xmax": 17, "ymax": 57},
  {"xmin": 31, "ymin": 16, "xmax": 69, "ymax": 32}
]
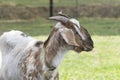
[{"xmin": 0, "ymin": 14, "xmax": 94, "ymax": 80}]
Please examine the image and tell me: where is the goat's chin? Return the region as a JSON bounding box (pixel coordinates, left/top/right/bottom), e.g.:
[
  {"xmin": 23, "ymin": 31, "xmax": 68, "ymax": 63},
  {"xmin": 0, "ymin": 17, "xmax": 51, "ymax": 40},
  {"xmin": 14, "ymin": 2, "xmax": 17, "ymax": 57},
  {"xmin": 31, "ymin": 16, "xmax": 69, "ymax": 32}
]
[
  {"xmin": 73, "ymin": 47, "xmax": 83, "ymax": 53},
  {"xmin": 74, "ymin": 50, "xmax": 82, "ymax": 53}
]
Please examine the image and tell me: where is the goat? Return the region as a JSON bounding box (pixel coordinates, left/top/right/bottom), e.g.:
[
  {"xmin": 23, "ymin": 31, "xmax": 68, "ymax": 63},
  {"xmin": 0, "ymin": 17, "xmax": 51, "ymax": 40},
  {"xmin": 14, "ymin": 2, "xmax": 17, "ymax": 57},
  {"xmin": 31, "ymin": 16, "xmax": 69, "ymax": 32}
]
[{"xmin": 0, "ymin": 14, "xmax": 94, "ymax": 80}]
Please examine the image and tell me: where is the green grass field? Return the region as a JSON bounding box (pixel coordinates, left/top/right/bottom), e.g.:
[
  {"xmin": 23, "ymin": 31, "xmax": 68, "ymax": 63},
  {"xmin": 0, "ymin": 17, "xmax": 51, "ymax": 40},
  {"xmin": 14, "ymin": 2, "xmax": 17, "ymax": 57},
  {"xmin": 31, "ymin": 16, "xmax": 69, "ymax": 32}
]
[
  {"xmin": 0, "ymin": 17, "xmax": 120, "ymax": 80},
  {"xmin": 0, "ymin": 0, "xmax": 120, "ymax": 6},
  {"xmin": 0, "ymin": 0, "xmax": 120, "ymax": 79},
  {"xmin": 59, "ymin": 36, "xmax": 120, "ymax": 80}
]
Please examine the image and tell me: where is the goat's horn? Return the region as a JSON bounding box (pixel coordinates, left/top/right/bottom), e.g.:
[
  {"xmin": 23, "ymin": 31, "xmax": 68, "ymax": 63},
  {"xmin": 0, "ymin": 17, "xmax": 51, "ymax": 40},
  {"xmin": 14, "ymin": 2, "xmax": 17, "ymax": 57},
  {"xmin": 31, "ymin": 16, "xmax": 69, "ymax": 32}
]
[
  {"xmin": 49, "ymin": 16, "xmax": 69, "ymax": 23},
  {"xmin": 58, "ymin": 12, "xmax": 70, "ymax": 19}
]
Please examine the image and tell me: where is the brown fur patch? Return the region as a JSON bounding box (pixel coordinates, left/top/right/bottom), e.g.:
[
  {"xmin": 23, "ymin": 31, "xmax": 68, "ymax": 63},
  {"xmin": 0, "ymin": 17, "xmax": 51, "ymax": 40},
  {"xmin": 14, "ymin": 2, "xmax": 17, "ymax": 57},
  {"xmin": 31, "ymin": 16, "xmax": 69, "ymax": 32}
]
[
  {"xmin": 44, "ymin": 28, "xmax": 58, "ymax": 47},
  {"xmin": 19, "ymin": 46, "xmax": 43, "ymax": 80},
  {"xmin": 44, "ymin": 28, "xmax": 68, "ymax": 66}
]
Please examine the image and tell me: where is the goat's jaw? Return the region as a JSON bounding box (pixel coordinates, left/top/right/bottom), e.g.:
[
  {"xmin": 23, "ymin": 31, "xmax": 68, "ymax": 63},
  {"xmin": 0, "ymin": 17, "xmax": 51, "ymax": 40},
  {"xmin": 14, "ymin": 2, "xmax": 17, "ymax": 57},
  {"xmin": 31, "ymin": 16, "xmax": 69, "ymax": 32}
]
[
  {"xmin": 73, "ymin": 45, "xmax": 93, "ymax": 53},
  {"xmin": 73, "ymin": 46, "xmax": 84, "ymax": 53},
  {"xmin": 83, "ymin": 46, "xmax": 93, "ymax": 52}
]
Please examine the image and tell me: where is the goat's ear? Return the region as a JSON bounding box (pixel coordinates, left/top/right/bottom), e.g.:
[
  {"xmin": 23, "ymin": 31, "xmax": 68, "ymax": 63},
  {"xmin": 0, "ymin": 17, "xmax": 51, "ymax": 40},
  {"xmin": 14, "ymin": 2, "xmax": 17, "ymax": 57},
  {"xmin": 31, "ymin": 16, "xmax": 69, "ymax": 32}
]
[{"xmin": 60, "ymin": 29, "xmax": 79, "ymax": 46}]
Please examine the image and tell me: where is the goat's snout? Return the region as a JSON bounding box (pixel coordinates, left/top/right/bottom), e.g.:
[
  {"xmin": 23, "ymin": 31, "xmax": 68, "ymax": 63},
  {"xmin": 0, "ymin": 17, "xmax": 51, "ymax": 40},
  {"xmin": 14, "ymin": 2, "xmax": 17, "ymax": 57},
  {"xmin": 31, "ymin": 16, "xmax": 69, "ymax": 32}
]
[{"xmin": 83, "ymin": 40, "xmax": 94, "ymax": 52}]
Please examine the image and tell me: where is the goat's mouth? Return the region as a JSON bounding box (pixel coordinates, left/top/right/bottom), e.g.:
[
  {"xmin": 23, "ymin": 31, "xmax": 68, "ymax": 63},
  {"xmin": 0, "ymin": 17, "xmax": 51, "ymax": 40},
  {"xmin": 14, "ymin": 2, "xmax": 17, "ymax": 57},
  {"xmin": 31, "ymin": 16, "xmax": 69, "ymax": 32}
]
[
  {"xmin": 73, "ymin": 47, "xmax": 84, "ymax": 53},
  {"xmin": 83, "ymin": 45, "xmax": 94, "ymax": 52},
  {"xmin": 84, "ymin": 46, "xmax": 93, "ymax": 52},
  {"xmin": 73, "ymin": 46, "xmax": 93, "ymax": 53}
]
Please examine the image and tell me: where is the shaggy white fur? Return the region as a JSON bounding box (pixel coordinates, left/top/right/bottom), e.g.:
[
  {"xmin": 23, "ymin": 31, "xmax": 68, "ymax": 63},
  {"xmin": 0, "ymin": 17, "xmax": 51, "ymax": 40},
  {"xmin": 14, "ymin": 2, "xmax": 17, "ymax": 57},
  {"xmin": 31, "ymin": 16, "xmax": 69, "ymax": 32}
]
[{"xmin": 0, "ymin": 30, "xmax": 37, "ymax": 80}]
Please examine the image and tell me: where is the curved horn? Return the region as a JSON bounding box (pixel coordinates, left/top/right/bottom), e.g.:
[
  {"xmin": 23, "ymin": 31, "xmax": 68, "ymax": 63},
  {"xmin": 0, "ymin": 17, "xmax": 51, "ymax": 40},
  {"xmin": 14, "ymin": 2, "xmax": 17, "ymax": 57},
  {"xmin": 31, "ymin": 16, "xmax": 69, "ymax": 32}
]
[
  {"xmin": 58, "ymin": 12, "xmax": 71, "ymax": 19},
  {"xmin": 49, "ymin": 16, "xmax": 69, "ymax": 24}
]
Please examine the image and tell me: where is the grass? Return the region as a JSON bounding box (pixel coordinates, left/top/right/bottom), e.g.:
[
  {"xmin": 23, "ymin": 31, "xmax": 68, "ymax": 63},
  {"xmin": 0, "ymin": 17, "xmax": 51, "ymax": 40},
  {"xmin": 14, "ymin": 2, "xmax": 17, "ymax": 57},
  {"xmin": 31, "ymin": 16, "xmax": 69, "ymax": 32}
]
[
  {"xmin": 0, "ymin": 17, "xmax": 120, "ymax": 36},
  {"xmin": 0, "ymin": 17, "xmax": 120, "ymax": 80},
  {"xmin": 79, "ymin": 18, "xmax": 120, "ymax": 36},
  {"xmin": 0, "ymin": 18, "xmax": 53, "ymax": 36},
  {"xmin": 0, "ymin": 0, "xmax": 120, "ymax": 7},
  {"xmin": 59, "ymin": 36, "xmax": 120, "ymax": 80}
]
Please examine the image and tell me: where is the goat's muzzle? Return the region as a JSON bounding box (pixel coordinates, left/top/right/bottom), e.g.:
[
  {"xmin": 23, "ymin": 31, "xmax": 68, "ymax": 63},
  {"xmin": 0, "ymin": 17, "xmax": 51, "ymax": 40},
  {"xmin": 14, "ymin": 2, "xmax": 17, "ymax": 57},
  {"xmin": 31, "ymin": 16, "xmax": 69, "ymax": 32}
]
[{"xmin": 83, "ymin": 40, "xmax": 94, "ymax": 52}]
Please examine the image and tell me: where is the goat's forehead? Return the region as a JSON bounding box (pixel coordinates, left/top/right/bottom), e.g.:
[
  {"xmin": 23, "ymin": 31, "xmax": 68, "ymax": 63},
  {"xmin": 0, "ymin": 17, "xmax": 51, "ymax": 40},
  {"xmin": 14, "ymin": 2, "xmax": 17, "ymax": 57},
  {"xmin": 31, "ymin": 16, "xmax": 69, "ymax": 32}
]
[
  {"xmin": 69, "ymin": 18, "xmax": 80, "ymax": 28},
  {"xmin": 54, "ymin": 19, "xmax": 80, "ymax": 29}
]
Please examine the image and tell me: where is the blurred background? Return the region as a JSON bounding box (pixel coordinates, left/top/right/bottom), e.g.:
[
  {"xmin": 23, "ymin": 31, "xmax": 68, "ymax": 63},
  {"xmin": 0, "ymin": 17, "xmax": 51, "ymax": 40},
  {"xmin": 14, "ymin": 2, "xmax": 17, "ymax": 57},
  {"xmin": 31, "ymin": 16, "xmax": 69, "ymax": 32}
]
[
  {"xmin": 0, "ymin": 0, "xmax": 120, "ymax": 80},
  {"xmin": 0, "ymin": 0, "xmax": 120, "ymax": 35}
]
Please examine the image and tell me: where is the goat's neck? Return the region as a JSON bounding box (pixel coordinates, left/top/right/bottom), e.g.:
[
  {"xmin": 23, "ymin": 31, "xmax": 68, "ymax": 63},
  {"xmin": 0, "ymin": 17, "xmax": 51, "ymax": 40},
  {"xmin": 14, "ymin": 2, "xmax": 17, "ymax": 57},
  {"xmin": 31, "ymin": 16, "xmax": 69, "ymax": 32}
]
[{"xmin": 44, "ymin": 29, "xmax": 69, "ymax": 68}]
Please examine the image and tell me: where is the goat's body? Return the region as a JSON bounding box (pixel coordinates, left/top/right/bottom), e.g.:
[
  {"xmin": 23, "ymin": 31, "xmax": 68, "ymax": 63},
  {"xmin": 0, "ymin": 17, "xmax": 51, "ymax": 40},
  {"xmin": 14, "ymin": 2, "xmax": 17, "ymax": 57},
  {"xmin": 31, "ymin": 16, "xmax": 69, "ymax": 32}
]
[
  {"xmin": 0, "ymin": 38, "xmax": 59, "ymax": 80},
  {"xmin": 0, "ymin": 14, "xmax": 94, "ymax": 80},
  {"xmin": 0, "ymin": 33, "xmax": 40, "ymax": 80},
  {"xmin": 0, "ymin": 30, "xmax": 62, "ymax": 80}
]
